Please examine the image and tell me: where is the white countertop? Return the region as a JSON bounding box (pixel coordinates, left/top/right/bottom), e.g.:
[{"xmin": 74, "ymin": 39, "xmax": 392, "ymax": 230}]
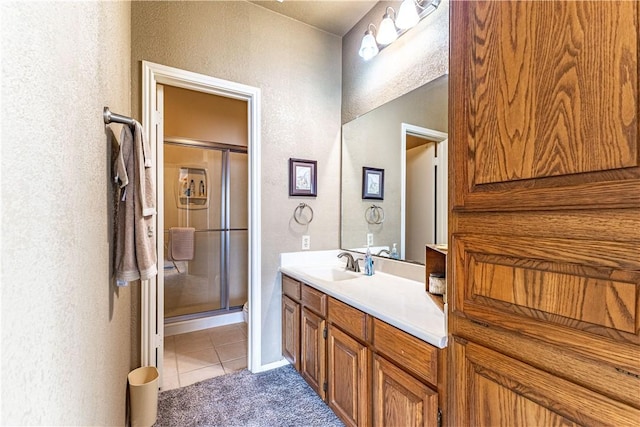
[{"xmin": 280, "ymin": 250, "xmax": 447, "ymax": 349}]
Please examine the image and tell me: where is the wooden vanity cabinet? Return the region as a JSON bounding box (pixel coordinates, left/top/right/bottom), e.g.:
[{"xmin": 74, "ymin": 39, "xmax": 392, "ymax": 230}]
[
  {"xmin": 281, "ymin": 274, "xmax": 445, "ymax": 426},
  {"xmin": 300, "ymin": 285, "xmax": 327, "ymax": 400},
  {"xmin": 449, "ymin": 1, "xmax": 640, "ymax": 425},
  {"xmin": 372, "ymin": 355, "xmax": 438, "ymax": 427},
  {"xmin": 301, "ymin": 307, "xmax": 326, "ymax": 399},
  {"xmin": 327, "ymin": 298, "xmax": 371, "ymax": 427},
  {"xmin": 373, "ymin": 318, "xmax": 441, "ymax": 427},
  {"xmin": 281, "ymin": 275, "xmax": 301, "ymax": 371}
]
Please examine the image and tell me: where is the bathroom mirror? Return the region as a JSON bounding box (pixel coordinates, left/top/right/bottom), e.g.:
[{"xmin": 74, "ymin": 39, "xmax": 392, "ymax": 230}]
[{"xmin": 341, "ymin": 74, "xmax": 448, "ymax": 264}]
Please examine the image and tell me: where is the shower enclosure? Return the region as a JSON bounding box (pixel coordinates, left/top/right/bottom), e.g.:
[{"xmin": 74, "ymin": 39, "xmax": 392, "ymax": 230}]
[{"xmin": 163, "ymin": 139, "xmax": 248, "ymax": 322}]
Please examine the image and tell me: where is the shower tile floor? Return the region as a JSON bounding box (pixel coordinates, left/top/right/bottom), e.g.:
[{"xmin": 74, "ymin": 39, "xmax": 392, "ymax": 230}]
[{"xmin": 162, "ymin": 322, "xmax": 247, "ymax": 391}]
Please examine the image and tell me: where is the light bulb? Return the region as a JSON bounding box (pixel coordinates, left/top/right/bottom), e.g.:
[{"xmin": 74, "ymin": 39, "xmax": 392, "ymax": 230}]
[
  {"xmin": 358, "ymin": 30, "xmax": 379, "ymax": 61},
  {"xmin": 376, "ymin": 11, "xmax": 398, "ymax": 45},
  {"xmin": 396, "ymin": 0, "xmax": 420, "ymax": 30}
]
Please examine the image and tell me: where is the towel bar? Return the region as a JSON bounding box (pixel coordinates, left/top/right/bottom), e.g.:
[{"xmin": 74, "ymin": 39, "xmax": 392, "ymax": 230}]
[{"xmin": 103, "ymin": 106, "xmax": 135, "ymax": 126}]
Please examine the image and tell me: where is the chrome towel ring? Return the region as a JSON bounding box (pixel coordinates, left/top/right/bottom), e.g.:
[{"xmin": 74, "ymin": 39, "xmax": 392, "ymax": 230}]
[
  {"xmin": 294, "ymin": 203, "xmax": 314, "ymax": 225},
  {"xmin": 365, "ymin": 204, "xmax": 385, "ymax": 225}
]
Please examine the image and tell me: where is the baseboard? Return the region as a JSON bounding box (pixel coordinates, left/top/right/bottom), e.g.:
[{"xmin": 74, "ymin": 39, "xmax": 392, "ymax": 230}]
[
  {"xmin": 252, "ymin": 358, "xmax": 290, "ymax": 373},
  {"xmin": 164, "ymin": 311, "xmax": 245, "ymax": 336}
]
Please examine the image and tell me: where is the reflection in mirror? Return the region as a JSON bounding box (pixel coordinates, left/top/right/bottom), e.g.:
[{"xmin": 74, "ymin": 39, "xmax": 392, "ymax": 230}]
[{"xmin": 341, "ymin": 75, "xmax": 448, "ymax": 264}]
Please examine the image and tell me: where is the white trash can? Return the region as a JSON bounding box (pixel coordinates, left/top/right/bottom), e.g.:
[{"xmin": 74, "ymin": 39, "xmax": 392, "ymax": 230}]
[{"xmin": 128, "ymin": 366, "xmax": 159, "ymax": 427}]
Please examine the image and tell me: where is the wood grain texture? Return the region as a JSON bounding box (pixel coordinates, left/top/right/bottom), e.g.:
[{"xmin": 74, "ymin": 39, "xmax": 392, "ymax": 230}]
[
  {"xmin": 471, "ymin": 257, "xmax": 637, "ymax": 333},
  {"xmin": 372, "ymin": 355, "xmax": 438, "ymax": 427},
  {"xmin": 327, "ymin": 325, "xmax": 370, "ymax": 427},
  {"xmin": 282, "ymin": 295, "xmax": 300, "ymax": 371},
  {"xmin": 459, "ymin": 340, "xmax": 640, "ymax": 426},
  {"xmin": 282, "ymin": 274, "xmax": 301, "ymax": 300},
  {"xmin": 449, "ymin": 0, "xmax": 640, "ymax": 423},
  {"xmin": 301, "ymin": 307, "xmax": 326, "ymax": 400},
  {"xmin": 373, "ymin": 318, "xmax": 439, "ymax": 387},
  {"xmin": 454, "ymin": 315, "xmax": 640, "ymax": 409},
  {"xmin": 472, "ymin": 1, "xmax": 638, "ymax": 184},
  {"xmin": 451, "ymin": 0, "xmax": 640, "ymax": 212},
  {"xmin": 452, "ymin": 234, "xmax": 640, "ymax": 342},
  {"xmin": 302, "ymin": 284, "xmax": 327, "ymax": 317},
  {"xmin": 328, "ymin": 297, "xmax": 371, "ymax": 343}
]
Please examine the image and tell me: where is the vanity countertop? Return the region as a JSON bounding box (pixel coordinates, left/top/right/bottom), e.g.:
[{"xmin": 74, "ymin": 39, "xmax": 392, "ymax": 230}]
[{"xmin": 280, "ymin": 250, "xmax": 447, "ymax": 349}]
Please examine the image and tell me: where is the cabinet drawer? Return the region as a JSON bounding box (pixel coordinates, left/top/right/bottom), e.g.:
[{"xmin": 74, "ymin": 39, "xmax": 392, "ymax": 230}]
[
  {"xmin": 302, "ymin": 284, "xmax": 326, "ymax": 316},
  {"xmin": 373, "ymin": 318, "xmax": 438, "ymax": 386},
  {"xmin": 328, "ymin": 297, "xmax": 371, "ymax": 343},
  {"xmin": 282, "ymin": 274, "xmax": 301, "ymax": 300}
]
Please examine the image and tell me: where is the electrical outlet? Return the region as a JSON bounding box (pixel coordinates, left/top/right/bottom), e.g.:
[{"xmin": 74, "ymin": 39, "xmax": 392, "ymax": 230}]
[
  {"xmin": 367, "ymin": 233, "xmax": 373, "ymax": 247},
  {"xmin": 302, "ymin": 235, "xmax": 311, "ymax": 250}
]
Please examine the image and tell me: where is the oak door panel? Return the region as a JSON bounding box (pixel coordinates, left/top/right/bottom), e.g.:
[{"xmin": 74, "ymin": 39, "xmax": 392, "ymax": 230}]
[
  {"xmin": 301, "ymin": 307, "xmax": 326, "ymax": 400},
  {"xmin": 451, "ymin": 234, "xmax": 640, "ymax": 344},
  {"xmin": 453, "ymin": 316, "xmax": 640, "ymax": 409},
  {"xmin": 450, "ymin": 338, "xmax": 640, "ymax": 427},
  {"xmin": 450, "ymin": 0, "xmax": 640, "ymax": 211},
  {"xmin": 372, "ymin": 355, "xmax": 438, "ymax": 427},
  {"xmin": 282, "ymin": 295, "xmax": 300, "ymax": 371},
  {"xmin": 327, "ymin": 325, "xmax": 369, "ymax": 427}
]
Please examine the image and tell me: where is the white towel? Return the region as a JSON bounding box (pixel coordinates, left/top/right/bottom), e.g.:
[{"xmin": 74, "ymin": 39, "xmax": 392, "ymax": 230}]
[{"xmin": 168, "ymin": 227, "xmax": 195, "ymax": 261}]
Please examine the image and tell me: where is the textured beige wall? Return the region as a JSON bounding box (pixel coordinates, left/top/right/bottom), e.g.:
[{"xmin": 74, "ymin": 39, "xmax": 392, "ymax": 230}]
[
  {"xmin": 131, "ymin": 1, "xmax": 342, "ymax": 365},
  {"xmin": 1, "ymin": 1, "xmax": 133, "ymax": 425},
  {"xmin": 164, "ymin": 85, "xmax": 248, "ymax": 146},
  {"xmin": 342, "ymin": 0, "xmax": 449, "ymax": 124}
]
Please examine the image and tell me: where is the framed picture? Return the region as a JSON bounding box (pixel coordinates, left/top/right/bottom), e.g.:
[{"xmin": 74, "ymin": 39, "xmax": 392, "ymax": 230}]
[
  {"xmin": 289, "ymin": 158, "xmax": 317, "ymax": 197},
  {"xmin": 362, "ymin": 167, "xmax": 384, "ymax": 200}
]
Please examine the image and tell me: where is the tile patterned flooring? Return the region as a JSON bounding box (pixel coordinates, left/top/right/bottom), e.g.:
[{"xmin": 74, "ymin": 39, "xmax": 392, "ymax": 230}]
[{"xmin": 162, "ymin": 322, "xmax": 247, "ymax": 391}]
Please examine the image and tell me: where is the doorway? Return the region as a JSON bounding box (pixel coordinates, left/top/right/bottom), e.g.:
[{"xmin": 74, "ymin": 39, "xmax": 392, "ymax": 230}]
[
  {"xmin": 141, "ymin": 61, "xmax": 263, "ymax": 386},
  {"xmin": 400, "ymin": 124, "xmax": 448, "ymax": 262}
]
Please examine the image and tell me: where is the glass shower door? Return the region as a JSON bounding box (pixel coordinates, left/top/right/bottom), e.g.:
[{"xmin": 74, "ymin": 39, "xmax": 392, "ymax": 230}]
[{"xmin": 163, "ymin": 142, "xmax": 247, "ymax": 321}]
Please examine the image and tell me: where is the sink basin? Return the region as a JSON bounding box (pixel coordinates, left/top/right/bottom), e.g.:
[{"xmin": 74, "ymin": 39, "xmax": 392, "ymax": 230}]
[{"xmin": 304, "ymin": 267, "xmax": 359, "ymax": 282}]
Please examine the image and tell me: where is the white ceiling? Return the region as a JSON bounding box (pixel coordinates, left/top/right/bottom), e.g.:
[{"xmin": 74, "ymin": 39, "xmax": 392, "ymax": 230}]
[{"xmin": 250, "ymin": 1, "xmax": 378, "ymax": 37}]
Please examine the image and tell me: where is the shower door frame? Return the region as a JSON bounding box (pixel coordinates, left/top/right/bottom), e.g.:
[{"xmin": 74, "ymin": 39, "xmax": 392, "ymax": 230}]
[
  {"xmin": 142, "ymin": 61, "xmax": 263, "ymax": 383},
  {"xmin": 163, "ymin": 140, "xmax": 248, "ymax": 323}
]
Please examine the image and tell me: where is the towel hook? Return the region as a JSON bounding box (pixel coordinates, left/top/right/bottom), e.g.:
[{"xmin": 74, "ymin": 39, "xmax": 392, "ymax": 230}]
[
  {"xmin": 294, "ymin": 203, "xmax": 314, "ymax": 225},
  {"xmin": 365, "ymin": 204, "xmax": 385, "ymax": 225}
]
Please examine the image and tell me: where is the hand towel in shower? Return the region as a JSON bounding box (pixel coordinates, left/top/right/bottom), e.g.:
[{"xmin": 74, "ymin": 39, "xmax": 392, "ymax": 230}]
[
  {"xmin": 167, "ymin": 227, "xmax": 195, "ymax": 261},
  {"xmin": 114, "ymin": 122, "xmax": 158, "ymax": 285}
]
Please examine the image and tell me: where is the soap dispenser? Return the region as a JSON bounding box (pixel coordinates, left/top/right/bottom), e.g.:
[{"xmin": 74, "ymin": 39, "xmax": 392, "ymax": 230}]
[
  {"xmin": 390, "ymin": 243, "xmax": 399, "ymax": 259},
  {"xmin": 364, "ymin": 246, "xmax": 374, "ymax": 276}
]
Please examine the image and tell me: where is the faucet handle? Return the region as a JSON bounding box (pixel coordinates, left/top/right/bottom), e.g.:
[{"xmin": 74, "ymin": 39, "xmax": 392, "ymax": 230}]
[{"xmin": 353, "ymin": 258, "xmax": 362, "ymax": 273}]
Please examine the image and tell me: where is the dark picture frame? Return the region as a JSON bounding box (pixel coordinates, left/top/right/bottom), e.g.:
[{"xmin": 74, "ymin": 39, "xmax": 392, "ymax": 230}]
[
  {"xmin": 289, "ymin": 158, "xmax": 317, "ymax": 197},
  {"xmin": 362, "ymin": 167, "xmax": 384, "ymax": 200}
]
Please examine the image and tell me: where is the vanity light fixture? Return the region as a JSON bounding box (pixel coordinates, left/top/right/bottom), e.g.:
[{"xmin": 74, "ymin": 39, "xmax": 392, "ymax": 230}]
[
  {"xmin": 358, "ymin": 24, "xmax": 380, "ymax": 61},
  {"xmin": 376, "ymin": 7, "xmax": 398, "ymax": 46},
  {"xmin": 396, "ymin": 0, "xmax": 420, "ymax": 30},
  {"xmin": 358, "ymin": 0, "xmax": 441, "ymax": 61}
]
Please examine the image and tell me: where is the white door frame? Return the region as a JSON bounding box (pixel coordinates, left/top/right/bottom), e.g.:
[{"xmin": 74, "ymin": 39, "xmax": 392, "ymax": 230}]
[
  {"xmin": 142, "ymin": 61, "xmax": 262, "ymax": 376},
  {"xmin": 400, "ymin": 124, "xmax": 448, "ymax": 258}
]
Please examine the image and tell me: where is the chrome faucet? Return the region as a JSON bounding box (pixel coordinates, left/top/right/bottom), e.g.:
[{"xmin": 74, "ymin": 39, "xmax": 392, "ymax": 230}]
[
  {"xmin": 338, "ymin": 252, "xmax": 360, "ymax": 273},
  {"xmin": 377, "ymin": 249, "xmax": 390, "ymax": 256}
]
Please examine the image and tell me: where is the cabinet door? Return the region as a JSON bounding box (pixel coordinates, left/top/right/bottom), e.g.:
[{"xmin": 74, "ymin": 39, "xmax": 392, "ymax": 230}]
[
  {"xmin": 282, "ymin": 295, "xmax": 300, "ymax": 371},
  {"xmin": 301, "ymin": 307, "xmax": 326, "ymax": 400},
  {"xmin": 372, "ymin": 355, "xmax": 438, "ymax": 427},
  {"xmin": 451, "ymin": 338, "xmax": 640, "ymax": 426},
  {"xmin": 327, "ymin": 325, "xmax": 369, "ymax": 427}
]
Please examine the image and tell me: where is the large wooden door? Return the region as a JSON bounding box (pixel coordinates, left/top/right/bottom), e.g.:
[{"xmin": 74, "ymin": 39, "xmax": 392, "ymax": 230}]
[{"xmin": 449, "ymin": 1, "xmax": 640, "ymax": 425}]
